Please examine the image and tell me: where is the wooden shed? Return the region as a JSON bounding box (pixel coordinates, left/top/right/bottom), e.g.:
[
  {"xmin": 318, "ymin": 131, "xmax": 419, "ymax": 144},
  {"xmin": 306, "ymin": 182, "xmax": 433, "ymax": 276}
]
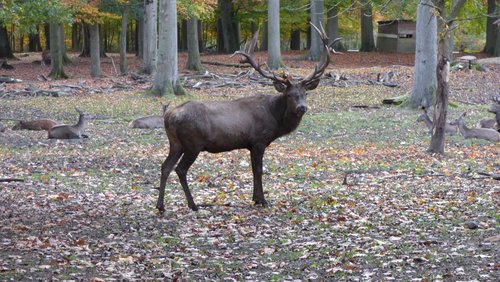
[{"xmin": 376, "ymin": 20, "xmax": 416, "ymax": 53}]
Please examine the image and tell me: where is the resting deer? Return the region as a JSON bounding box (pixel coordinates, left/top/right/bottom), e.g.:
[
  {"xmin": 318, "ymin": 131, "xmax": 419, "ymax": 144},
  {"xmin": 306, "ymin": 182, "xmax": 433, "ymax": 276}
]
[
  {"xmin": 479, "ymin": 118, "xmax": 497, "ymax": 130},
  {"xmin": 417, "ymin": 111, "xmax": 457, "ymax": 135},
  {"xmin": 450, "ymin": 112, "xmax": 500, "ymax": 142},
  {"xmin": 48, "ymin": 108, "xmax": 90, "ymax": 139},
  {"xmin": 487, "ymin": 103, "xmax": 500, "ymax": 132},
  {"xmin": 156, "ymin": 24, "xmax": 332, "ymax": 212},
  {"xmin": 12, "ymin": 119, "xmax": 58, "ymax": 131},
  {"xmin": 129, "ymin": 103, "xmax": 169, "ymax": 129}
]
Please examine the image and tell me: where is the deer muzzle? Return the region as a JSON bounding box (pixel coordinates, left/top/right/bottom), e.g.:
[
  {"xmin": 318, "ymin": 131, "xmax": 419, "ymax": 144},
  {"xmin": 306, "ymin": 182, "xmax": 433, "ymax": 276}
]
[{"xmin": 296, "ymin": 105, "xmax": 308, "ymax": 116}]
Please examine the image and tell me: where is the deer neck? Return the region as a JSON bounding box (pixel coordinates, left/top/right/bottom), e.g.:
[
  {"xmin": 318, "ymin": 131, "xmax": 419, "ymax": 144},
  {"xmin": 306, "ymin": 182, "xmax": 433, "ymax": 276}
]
[
  {"xmin": 271, "ymin": 94, "xmax": 303, "ymax": 136},
  {"xmin": 423, "ymin": 115, "xmax": 433, "ymax": 131},
  {"xmin": 75, "ymin": 114, "xmax": 88, "ymax": 130},
  {"xmin": 457, "ymin": 120, "xmax": 470, "ymax": 137}
]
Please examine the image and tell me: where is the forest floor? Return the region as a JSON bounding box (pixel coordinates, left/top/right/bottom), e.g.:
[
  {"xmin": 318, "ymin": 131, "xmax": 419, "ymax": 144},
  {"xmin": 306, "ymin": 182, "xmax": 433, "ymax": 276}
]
[{"xmin": 0, "ymin": 51, "xmax": 499, "ymax": 281}]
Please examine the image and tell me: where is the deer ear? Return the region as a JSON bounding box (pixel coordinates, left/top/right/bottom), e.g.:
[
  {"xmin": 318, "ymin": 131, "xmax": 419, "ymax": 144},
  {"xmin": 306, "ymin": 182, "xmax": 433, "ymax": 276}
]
[
  {"xmin": 273, "ymin": 81, "xmax": 287, "ymax": 93},
  {"xmin": 303, "ymin": 79, "xmax": 320, "ymax": 90}
]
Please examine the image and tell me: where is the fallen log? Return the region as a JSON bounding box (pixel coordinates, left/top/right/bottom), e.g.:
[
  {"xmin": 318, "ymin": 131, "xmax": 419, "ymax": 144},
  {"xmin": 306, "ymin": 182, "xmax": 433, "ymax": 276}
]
[
  {"xmin": 0, "ymin": 178, "xmax": 24, "ymax": 182},
  {"xmin": 0, "ymin": 77, "xmax": 22, "ymax": 83},
  {"xmin": 201, "ymin": 60, "xmax": 247, "ymax": 68}
]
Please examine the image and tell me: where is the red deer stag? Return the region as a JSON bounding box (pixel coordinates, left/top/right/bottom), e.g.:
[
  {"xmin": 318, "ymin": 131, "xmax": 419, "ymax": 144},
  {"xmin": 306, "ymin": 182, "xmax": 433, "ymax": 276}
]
[{"xmin": 156, "ymin": 24, "xmax": 332, "ymax": 212}]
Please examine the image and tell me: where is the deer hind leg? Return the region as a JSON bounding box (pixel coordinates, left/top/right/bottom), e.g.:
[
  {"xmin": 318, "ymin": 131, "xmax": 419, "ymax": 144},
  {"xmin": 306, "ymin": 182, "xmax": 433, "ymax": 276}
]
[
  {"xmin": 175, "ymin": 151, "xmax": 200, "ymax": 211},
  {"xmin": 157, "ymin": 147, "xmax": 183, "ymax": 213}
]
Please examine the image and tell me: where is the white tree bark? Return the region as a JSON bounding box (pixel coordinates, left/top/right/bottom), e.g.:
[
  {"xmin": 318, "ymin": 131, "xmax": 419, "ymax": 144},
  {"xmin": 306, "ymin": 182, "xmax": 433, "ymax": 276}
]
[
  {"xmin": 143, "ymin": 0, "xmax": 157, "ymax": 75},
  {"xmin": 309, "ymin": 0, "xmax": 324, "ymax": 61},
  {"xmin": 154, "ymin": 0, "xmax": 183, "ymax": 96},
  {"xmin": 90, "ymin": 24, "xmax": 102, "ymax": 77},
  {"xmin": 267, "ymin": 0, "xmax": 282, "ymax": 69},
  {"xmin": 120, "ymin": 7, "xmax": 129, "ymax": 75},
  {"xmin": 409, "ymin": 0, "xmax": 437, "ymax": 109}
]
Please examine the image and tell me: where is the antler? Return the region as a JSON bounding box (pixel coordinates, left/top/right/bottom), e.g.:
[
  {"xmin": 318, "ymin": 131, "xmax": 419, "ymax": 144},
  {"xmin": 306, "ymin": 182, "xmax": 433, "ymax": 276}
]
[
  {"xmin": 302, "ymin": 22, "xmax": 332, "ymax": 85},
  {"xmin": 231, "ymin": 30, "xmax": 290, "ymax": 86}
]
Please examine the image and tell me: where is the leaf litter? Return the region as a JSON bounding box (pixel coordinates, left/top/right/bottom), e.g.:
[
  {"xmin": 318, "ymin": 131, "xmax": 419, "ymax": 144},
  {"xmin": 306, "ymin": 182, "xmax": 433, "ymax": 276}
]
[{"xmin": 0, "ymin": 51, "xmax": 499, "ymax": 281}]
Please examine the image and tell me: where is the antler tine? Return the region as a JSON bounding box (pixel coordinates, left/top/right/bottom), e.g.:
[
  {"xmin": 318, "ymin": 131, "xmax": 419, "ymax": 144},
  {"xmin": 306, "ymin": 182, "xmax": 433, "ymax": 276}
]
[
  {"xmin": 303, "ymin": 22, "xmax": 331, "ymax": 84},
  {"xmin": 247, "ymin": 28, "xmax": 259, "ymax": 54},
  {"xmin": 231, "ymin": 29, "xmax": 288, "ymax": 85},
  {"xmin": 232, "ymin": 51, "xmax": 274, "ymax": 80}
]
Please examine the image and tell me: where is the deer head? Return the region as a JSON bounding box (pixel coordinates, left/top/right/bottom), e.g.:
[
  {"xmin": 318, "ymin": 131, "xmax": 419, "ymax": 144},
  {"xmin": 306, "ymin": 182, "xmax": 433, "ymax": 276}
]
[{"xmin": 233, "ymin": 23, "xmax": 331, "ymax": 117}]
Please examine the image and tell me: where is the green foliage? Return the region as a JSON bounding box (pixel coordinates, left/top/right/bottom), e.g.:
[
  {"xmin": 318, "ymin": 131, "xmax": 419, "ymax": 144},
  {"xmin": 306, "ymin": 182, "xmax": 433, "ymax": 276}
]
[
  {"xmin": 1, "ymin": 0, "xmax": 77, "ymax": 34},
  {"xmin": 98, "ymin": 0, "xmax": 144, "ymax": 20}
]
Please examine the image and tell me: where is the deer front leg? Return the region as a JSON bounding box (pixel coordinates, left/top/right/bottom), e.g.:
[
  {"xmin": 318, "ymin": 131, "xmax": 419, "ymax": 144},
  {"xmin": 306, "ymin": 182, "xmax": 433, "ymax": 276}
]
[{"xmin": 250, "ymin": 146, "xmax": 267, "ymax": 207}]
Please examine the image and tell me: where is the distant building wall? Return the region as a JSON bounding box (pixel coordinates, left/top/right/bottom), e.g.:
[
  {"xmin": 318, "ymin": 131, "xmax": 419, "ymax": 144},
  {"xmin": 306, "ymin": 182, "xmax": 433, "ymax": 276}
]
[{"xmin": 377, "ymin": 20, "xmax": 416, "ymax": 53}]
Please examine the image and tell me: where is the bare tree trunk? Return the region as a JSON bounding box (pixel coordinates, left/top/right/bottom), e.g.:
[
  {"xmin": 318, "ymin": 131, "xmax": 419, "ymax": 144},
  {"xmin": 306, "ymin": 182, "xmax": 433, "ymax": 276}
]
[
  {"xmin": 80, "ymin": 23, "xmax": 91, "ymax": 57},
  {"xmin": 90, "ymin": 24, "xmax": 102, "ymax": 77},
  {"xmin": 154, "ymin": 0, "xmax": 185, "ymax": 96},
  {"xmin": 218, "ymin": 0, "xmax": 240, "ymax": 53},
  {"xmin": 143, "ymin": 0, "xmax": 157, "ymax": 74},
  {"xmin": 409, "ymin": 0, "xmax": 437, "ymax": 109},
  {"xmin": 429, "ymin": 0, "xmax": 466, "ymax": 154},
  {"xmin": 197, "ymin": 20, "xmax": 204, "ymax": 52},
  {"xmin": 0, "ymin": 1, "xmax": 14, "ymax": 59},
  {"xmin": 326, "ymin": 5, "xmax": 346, "ymax": 51},
  {"xmin": 484, "ymin": 0, "xmax": 498, "ymax": 55},
  {"xmin": 290, "ymin": 29, "xmax": 301, "ymax": 50},
  {"xmin": 429, "ymin": 48, "xmax": 449, "ymax": 154},
  {"xmin": 60, "ymin": 24, "xmax": 71, "ymax": 64},
  {"xmin": 260, "ymin": 20, "xmax": 268, "ymax": 51},
  {"xmin": 267, "ymin": 0, "xmax": 282, "ymax": 69},
  {"xmin": 494, "ymin": 5, "xmax": 500, "ymax": 57},
  {"xmin": 0, "ymin": 1, "xmax": 12, "ymax": 57},
  {"xmin": 28, "ymin": 28, "xmax": 42, "ymax": 52},
  {"xmin": 44, "ymin": 24, "xmax": 50, "ymax": 50},
  {"xmin": 48, "ymin": 22, "xmax": 68, "ymax": 79},
  {"xmin": 71, "ymin": 23, "xmax": 81, "ymax": 51},
  {"xmin": 359, "ymin": 0, "xmax": 375, "ymax": 52},
  {"xmin": 120, "ymin": 7, "xmax": 129, "ymax": 75},
  {"xmin": 186, "ymin": 16, "xmax": 203, "ymax": 71},
  {"xmin": 180, "ymin": 20, "xmax": 188, "ymax": 51},
  {"xmin": 309, "ymin": 0, "xmax": 324, "ymax": 61},
  {"xmin": 136, "ymin": 17, "xmax": 144, "ymax": 58}
]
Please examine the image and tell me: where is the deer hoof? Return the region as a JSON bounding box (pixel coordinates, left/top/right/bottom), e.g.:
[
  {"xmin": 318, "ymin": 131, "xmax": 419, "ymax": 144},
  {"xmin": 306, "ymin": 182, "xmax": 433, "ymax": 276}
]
[
  {"xmin": 254, "ymin": 199, "xmax": 268, "ymax": 207},
  {"xmin": 189, "ymin": 204, "xmax": 199, "ymax": 211},
  {"xmin": 156, "ymin": 205, "xmax": 165, "ymax": 214}
]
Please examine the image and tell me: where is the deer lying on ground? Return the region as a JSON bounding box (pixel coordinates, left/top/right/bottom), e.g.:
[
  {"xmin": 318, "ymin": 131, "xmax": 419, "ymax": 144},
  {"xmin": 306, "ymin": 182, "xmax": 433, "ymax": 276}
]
[
  {"xmin": 129, "ymin": 103, "xmax": 168, "ymax": 129},
  {"xmin": 480, "ymin": 118, "xmax": 497, "ymax": 130},
  {"xmin": 12, "ymin": 119, "xmax": 58, "ymax": 131},
  {"xmin": 487, "ymin": 102, "xmax": 500, "ymax": 132},
  {"xmin": 450, "ymin": 112, "xmax": 500, "ymax": 142},
  {"xmin": 417, "ymin": 111, "xmax": 457, "ymax": 135},
  {"xmin": 48, "ymin": 108, "xmax": 90, "ymax": 139},
  {"xmin": 156, "ymin": 24, "xmax": 332, "ymax": 213}
]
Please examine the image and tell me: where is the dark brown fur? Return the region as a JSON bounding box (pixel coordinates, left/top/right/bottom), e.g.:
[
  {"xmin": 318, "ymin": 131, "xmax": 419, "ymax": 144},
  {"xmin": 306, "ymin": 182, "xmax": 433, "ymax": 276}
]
[
  {"xmin": 12, "ymin": 119, "xmax": 58, "ymax": 131},
  {"xmin": 158, "ymin": 83, "xmax": 318, "ymax": 212}
]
